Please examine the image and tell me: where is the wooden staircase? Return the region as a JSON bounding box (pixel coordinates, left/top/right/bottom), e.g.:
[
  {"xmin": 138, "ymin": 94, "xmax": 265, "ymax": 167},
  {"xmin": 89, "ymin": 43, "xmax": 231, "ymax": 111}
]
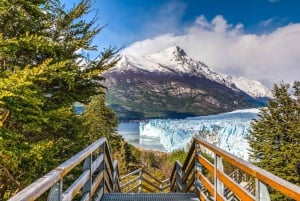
[{"xmin": 8, "ymin": 137, "xmax": 300, "ymax": 201}]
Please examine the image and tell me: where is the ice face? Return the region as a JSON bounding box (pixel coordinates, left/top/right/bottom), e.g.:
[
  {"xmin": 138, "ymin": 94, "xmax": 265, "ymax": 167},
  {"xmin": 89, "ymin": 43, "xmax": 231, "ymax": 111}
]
[{"xmin": 139, "ymin": 109, "xmax": 259, "ymax": 160}]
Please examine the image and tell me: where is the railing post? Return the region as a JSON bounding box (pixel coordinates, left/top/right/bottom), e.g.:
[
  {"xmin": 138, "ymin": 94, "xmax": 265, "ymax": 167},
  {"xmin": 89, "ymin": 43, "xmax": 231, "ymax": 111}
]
[
  {"xmin": 181, "ymin": 165, "xmax": 185, "ymax": 192},
  {"xmin": 194, "ymin": 142, "xmax": 202, "ymax": 194},
  {"xmin": 255, "ymin": 179, "xmax": 271, "ymax": 201},
  {"xmin": 138, "ymin": 169, "xmax": 142, "ymax": 193},
  {"xmin": 112, "ymin": 162, "xmax": 116, "ymax": 192},
  {"xmin": 214, "ymin": 154, "xmax": 224, "ymax": 200},
  {"xmin": 175, "ymin": 164, "xmax": 180, "ymax": 192},
  {"xmin": 47, "ymin": 180, "xmax": 63, "ymax": 201},
  {"xmin": 255, "ymin": 178, "xmax": 260, "ymax": 201},
  {"xmin": 82, "ymin": 154, "xmax": 92, "ymax": 200},
  {"xmin": 99, "ymin": 143, "xmax": 105, "ymax": 195},
  {"xmin": 112, "ymin": 160, "xmax": 120, "ymax": 192}
]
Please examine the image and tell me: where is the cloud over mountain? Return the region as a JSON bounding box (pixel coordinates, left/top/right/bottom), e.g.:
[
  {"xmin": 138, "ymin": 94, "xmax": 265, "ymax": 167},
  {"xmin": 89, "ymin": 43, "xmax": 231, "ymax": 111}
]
[{"xmin": 123, "ymin": 15, "xmax": 300, "ymax": 88}]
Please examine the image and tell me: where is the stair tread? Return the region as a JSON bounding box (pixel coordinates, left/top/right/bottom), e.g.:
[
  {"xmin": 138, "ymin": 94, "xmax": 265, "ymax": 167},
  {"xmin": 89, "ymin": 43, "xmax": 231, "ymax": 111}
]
[{"xmin": 102, "ymin": 193, "xmax": 199, "ymax": 201}]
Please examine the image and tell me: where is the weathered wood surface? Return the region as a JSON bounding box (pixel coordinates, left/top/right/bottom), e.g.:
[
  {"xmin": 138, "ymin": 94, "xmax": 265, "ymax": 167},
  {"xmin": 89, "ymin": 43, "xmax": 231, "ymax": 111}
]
[{"xmin": 8, "ymin": 137, "xmax": 120, "ymax": 201}]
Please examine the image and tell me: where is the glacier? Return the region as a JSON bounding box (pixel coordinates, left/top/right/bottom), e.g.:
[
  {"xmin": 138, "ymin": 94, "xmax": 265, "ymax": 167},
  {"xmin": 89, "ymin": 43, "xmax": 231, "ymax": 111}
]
[{"xmin": 139, "ymin": 108, "xmax": 260, "ymax": 160}]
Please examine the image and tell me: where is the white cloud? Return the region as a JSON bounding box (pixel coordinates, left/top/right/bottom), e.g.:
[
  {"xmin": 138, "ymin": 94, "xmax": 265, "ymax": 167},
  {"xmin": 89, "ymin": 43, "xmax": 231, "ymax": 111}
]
[{"xmin": 123, "ymin": 15, "xmax": 300, "ymax": 88}]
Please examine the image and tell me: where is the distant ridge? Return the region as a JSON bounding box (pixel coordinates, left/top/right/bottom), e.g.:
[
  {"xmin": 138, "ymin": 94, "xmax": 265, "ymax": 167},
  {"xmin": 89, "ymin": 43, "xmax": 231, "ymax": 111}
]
[{"xmin": 103, "ymin": 46, "xmax": 271, "ymax": 120}]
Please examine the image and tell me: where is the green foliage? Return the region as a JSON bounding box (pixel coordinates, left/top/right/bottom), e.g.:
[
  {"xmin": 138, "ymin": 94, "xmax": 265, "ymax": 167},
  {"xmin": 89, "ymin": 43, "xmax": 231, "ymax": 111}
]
[
  {"xmin": 0, "ymin": 0, "xmax": 121, "ymax": 199},
  {"xmin": 168, "ymin": 150, "xmax": 187, "ymax": 164},
  {"xmin": 79, "ymin": 95, "xmax": 138, "ymax": 174},
  {"xmin": 248, "ymin": 81, "xmax": 300, "ymax": 201}
]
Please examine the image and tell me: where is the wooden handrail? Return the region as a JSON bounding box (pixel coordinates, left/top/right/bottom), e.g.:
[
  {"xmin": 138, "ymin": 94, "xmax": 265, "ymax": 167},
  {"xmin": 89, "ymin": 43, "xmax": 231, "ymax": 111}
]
[
  {"xmin": 8, "ymin": 137, "xmax": 120, "ymax": 201},
  {"xmin": 120, "ymin": 168, "xmax": 170, "ymax": 193},
  {"xmin": 194, "ymin": 138, "xmax": 300, "ymax": 200},
  {"xmin": 170, "ymin": 137, "xmax": 300, "ymax": 200},
  {"xmin": 8, "ymin": 136, "xmax": 300, "ymax": 200}
]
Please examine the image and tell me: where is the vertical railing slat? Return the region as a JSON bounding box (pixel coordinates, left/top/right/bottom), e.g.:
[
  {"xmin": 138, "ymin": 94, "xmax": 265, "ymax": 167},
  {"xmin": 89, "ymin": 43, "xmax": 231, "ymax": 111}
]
[
  {"xmin": 214, "ymin": 154, "xmax": 224, "ymax": 200},
  {"xmin": 138, "ymin": 169, "xmax": 142, "ymax": 193},
  {"xmin": 82, "ymin": 154, "xmax": 92, "ymax": 200},
  {"xmin": 194, "ymin": 142, "xmax": 202, "ymax": 199},
  {"xmin": 47, "ymin": 180, "xmax": 63, "ymax": 201},
  {"xmin": 100, "ymin": 143, "xmax": 105, "ymax": 194}
]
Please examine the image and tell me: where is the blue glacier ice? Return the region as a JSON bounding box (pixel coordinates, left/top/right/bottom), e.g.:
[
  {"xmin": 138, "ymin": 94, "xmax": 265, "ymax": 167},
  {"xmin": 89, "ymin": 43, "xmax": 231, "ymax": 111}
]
[{"xmin": 139, "ymin": 108, "xmax": 260, "ymax": 160}]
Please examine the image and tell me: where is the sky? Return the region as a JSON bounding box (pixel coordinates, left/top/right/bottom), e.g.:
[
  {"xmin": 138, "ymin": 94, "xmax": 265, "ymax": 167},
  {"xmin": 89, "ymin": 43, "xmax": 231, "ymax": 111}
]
[{"xmin": 62, "ymin": 0, "xmax": 300, "ymax": 88}]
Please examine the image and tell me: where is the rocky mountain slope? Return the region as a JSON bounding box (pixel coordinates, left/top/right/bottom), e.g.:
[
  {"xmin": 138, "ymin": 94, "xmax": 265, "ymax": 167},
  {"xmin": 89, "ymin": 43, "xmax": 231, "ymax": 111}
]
[{"xmin": 102, "ymin": 46, "xmax": 271, "ymax": 120}]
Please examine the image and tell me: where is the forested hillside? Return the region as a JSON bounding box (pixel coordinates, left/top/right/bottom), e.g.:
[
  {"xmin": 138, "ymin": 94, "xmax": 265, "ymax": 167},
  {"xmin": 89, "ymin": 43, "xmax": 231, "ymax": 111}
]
[{"xmin": 0, "ymin": 0, "xmax": 133, "ymax": 199}]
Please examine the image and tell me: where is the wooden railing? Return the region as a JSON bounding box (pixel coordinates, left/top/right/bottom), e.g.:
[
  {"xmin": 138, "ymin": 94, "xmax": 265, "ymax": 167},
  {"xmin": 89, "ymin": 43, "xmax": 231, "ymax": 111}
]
[
  {"xmin": 8, "ymin": 138, "xmax": 120, "ymax": 201},
  {"xmin": 170, "ymin": 138, "xmax": 196, "ymax": 193},
  {"xmin": 8, "ymin": 137, "xmax": 300, "ymax": 201},
  {"xmin": 170, "ymin": 137, "xmax": 300, "ymax": 200},
  {"xmin": 120, "ymin": 168, "xmax": 170, "ymax": 193}
]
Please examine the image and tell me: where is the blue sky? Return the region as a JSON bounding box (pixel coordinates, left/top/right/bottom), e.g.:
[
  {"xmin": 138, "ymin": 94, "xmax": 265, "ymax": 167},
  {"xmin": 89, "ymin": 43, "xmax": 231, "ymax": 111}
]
[{"xmin": 62, "ymin": 0, "xmax": 300, "ymax": 87}]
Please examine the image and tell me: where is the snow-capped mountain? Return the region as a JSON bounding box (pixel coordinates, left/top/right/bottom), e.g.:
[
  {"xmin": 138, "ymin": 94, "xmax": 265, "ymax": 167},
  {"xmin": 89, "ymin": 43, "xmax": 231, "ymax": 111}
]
[
  {"xmin": 112, "ymin": 46, "xmax": 236, "ymax": 89},
  {"xmin": 225, "ymin": 76, "xmax": 272, "ymax": 98},
  {"xmin": 139, "ymin": 108, "xmax": 260, "ymax": 160},
  {"xmin": 112, "ymin": 46, "xmax": 271, "ymax": 98},
  {"xmin": 103, "ymin": 46, "xmax": 271, "ymax": 120}
]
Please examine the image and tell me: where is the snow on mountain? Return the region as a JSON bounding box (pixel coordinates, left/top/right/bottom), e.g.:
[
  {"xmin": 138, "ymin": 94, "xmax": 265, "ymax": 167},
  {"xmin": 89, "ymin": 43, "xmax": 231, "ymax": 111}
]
[
  {"xmin": 113, "ymin": 45, "xmax": 271, "ymax": 98},
  {"xmin": 113, "ymin": 46, "xmax": 232, "ymax": 85},
  {"xmin": 225, "ymin": 76, "xmax": 273, "ymax": 98},
  {"xmin": 139, "ymin": 108, "xmax": 260, "ymax": 160}
]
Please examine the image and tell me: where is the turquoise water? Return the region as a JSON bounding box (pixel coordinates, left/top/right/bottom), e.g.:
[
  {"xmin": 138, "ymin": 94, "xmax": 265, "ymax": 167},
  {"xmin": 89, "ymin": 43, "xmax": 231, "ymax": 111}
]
[{"xmin": 117, "ymin": 122, "xmax": 166, "ymax": 151}]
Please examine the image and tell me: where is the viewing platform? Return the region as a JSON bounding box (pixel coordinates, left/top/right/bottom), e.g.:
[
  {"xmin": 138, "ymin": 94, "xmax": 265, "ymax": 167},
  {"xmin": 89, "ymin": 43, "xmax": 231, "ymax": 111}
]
[{"xmin": 8, "ymin": 137, "xmax": 300, "ymax": 201}]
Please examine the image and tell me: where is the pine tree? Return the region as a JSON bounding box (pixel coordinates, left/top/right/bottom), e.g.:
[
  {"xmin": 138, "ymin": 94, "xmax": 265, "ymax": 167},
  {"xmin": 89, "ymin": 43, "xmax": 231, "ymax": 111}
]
[
  {"xmin": 248, "ymin": 81, "xmax": 300, "ymax": 201},
  {"xmin": 80, "ymin": 95, "xmax": 137, "ymax": 174},
  {"xmin": 0, "ymin": 0, "xmax": 119, "ymax": 198}
]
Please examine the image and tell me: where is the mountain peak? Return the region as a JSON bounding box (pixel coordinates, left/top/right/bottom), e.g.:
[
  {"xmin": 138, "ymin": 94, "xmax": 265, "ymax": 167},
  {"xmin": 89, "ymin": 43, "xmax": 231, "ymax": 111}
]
[
  {"xmin": 111, "ymin": 46, "xmax": 271, "ymax": 99},
  {"xmin": 146, "ymin": 45, "xmax": 188, "ymax": 62},
  {"xmin": 159, "ymin": 45, "xmax": 188, "ymax": 57}
]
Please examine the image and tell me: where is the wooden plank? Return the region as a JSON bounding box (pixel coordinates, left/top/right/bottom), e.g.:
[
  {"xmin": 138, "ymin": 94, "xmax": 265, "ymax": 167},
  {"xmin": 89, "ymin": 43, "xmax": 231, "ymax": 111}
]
[
  {"xmin": 58, "ymin": 138, "xmax": 106, "ymax": 176},
  {"xmin": 91, "ymin": 153, "xmax": 104, "ymax": 174},
  {"xmin": 8, "ymin": 138, "xmax": 107, "ymax": 201},
  {"xmin": 120, "ymin": 168, "xmax": 141, "ymax": 180},
  {"xmin": 105, "ymin": 160, "xmax": 114, "ymax": 184},
  {"xmin": 8, "ymin": 170, "xmax": 61, "ymax": 201},
  {"xmin": 62, "ymin": 170, "xmax": 90, "ymax": 201},
  {"xmin": 194, "ymin": 138, "xmax": 300, "ymax": 200},
  {"xmin": 196, "ymin": 172, "xmax": 214, "ymax": 195},
  {"xmin": 196, "ymin": 172, "xmax": 224, "ymax": 201},
  {"xmin": 183, "ymin": 177, "xmax": 194, "ymax": 193},
  {"xmin": 199, "ymin": 191, "xmax": 209, "ymax": 201},
  {"xmin": 94, "ymin": 187, "xmax": 104, "ymax": 201},
  {"xmin": 183, "ymin": 160, "xmax": 194, "ymax": 183},
  {"xmin": 197, "ymin": 154, "xmax": 214, "ymax": 173},
  {"xmin": 104, "ymin": 174, "xmax": 113, "ymax": 193},
  {"xmin": 162, "ymin": 184, "xmax": 170, "ymax": 190},
  {"xmin": 182, "ymin": 141, "xmax": 195, "ymax": 170},
  {"xmin": 91, "ymin": 172, "xmax": 104, "ymax": 196},
  {"xmin": 142, "ymin": 176, "xmax": 161, "ymax": 191},
  {"xmin": 216, "ymin": 169, "xmax": 255, "ymax": 201},
  {"xmin": 81, "ymin": 192, "xmax": 89, "ymax": 201},
  {"xmin": 141, "ymin": 184, "xmax": 155, "ymax": 193},
  {"xmin": 170, "ymin": 178, "xmax": 176, "ymax": 191},
  {"xmin": 170, "ymin": 161, "xmax": 183, "ymax": 182},
  {"xmin": 120, "ymin": 176, "xmax": 140, "ymax": 189},
  {"xmin": 125, "ymin": 184, "xmax": 140, "ymax": 193},
  {"xmin": 161, "ymin": 178, "xmax": 170, "ymax": 184},
  {"xmin": 104, "ymin": 145, "xmax": 114, "ymax": 171},
  {"xmin": 143, "ymin": 169, "xmax": 164, "ymax": 184}
]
